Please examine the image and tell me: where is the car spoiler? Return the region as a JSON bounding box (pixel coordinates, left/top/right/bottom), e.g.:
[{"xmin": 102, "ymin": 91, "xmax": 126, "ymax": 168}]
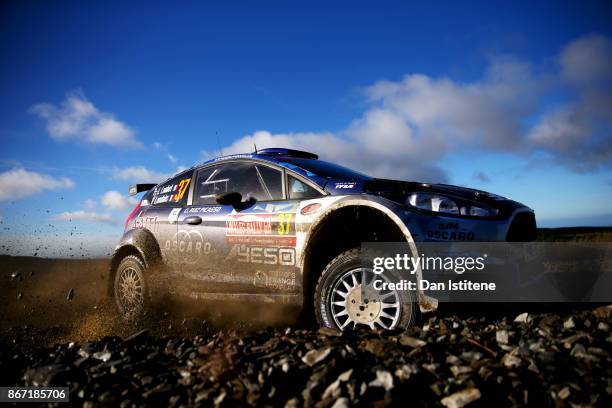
[{"xmin": 128, "ymin": 183, "xmax": 156, "ymax": 196}]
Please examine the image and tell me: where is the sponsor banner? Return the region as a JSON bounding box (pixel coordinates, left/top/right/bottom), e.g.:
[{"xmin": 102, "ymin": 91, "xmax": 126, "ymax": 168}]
[{"xmin": 226, "ymin": 212, "xmax": 296, "ymax": 246}]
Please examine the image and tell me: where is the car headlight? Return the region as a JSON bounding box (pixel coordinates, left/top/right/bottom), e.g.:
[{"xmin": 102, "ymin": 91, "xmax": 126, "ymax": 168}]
[
  {"xmin": 408, "ymin": 193, "xmax": 459, "ymax": 214},
  {"xmin": 407, "ymin": 193, "xmax": 498, "ymax": 217}
]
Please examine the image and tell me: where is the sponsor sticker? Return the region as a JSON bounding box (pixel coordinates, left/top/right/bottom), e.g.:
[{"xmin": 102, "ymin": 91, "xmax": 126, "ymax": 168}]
[
  {"xmin": 253, "ymin": 270, "xmax": 296, "ymax": 290},
  {"xmin": 168, "ymin": 208, "xmax": 182, "ymax": 224},
  {"xmin": 226, "ymin": 213, "xmax": 296, "ymax": 246},
  {"xmin": 165, "ymin": 229, "xmax": 211, "ymax": 264},
  {"xmin": 334, "ymin": 182, "xmax": 356, "ymax": 189},
  {"xmin": 152, "ymin": 177, "xmax": 191, "ymax": 205},
  {"xmin": 187, "ymin": 206, "xmax": 223, "ymax": 214},
  {"xmin": 134, "ymin": 215, "xmax": 159, "ymax": 232}
]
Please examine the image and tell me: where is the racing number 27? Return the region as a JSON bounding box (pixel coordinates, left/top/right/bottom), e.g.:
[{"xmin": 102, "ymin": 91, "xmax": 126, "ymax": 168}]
[{"xmin": 278, "ymin": 213, "xmax": 293, "ymax": 235}]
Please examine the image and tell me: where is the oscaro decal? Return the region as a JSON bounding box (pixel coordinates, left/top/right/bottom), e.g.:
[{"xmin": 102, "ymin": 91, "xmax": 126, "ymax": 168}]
[
  {"xmin": 165, "ymin": 230, "xmax": 212, "ymax": 264},
  {"xmin": 426, "ymin": 230, "xmax": 475, "ymax": 241}
]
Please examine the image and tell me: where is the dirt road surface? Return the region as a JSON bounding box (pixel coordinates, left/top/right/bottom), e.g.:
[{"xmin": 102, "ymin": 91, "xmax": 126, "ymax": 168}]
[{"xmin": 1, "ymin": 255, "xmax": 611, "ymax": 407}]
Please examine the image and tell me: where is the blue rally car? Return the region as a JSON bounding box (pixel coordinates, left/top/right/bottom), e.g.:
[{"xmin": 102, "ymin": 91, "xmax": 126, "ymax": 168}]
[{"xmin": 110, "ymin": 148, "xmax": 536, "ymax": 330}]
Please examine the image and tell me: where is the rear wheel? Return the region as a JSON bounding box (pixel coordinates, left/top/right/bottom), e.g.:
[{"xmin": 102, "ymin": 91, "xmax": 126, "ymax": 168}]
[
  {"xmin": 315, "ymin": 248, "xmax": 417, "ymax": 330},
  {"xmin": 114, "ymin": 255, "xmax": 148, "ymax": 321}
]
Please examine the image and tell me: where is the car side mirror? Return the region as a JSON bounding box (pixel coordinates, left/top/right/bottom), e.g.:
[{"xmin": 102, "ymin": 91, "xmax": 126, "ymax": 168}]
[{"xmin": 215, "ymin": 191, "xmax": 242, "ymax": 207}]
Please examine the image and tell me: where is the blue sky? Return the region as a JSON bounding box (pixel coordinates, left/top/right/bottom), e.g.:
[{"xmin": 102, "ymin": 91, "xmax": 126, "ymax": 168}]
[{"xmin": 1, "ymin": 1, "xmax": 611, "ymax": 256}]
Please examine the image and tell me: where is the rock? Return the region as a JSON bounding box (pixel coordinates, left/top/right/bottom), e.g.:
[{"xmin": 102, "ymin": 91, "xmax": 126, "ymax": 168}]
[
  {"xmin": 322, "ymin": 369, "xmax": 352, "ymax": 399},
  {"xmin": 502, "ymin": 353, "xmax": 521, "ymax": 368},
  {"xmin": 496, "ymin": 330, "xmax": 509, "ymax": 345},
  {"xmin": 331, "ymin": 398, "xmax": 350, "ymax": 408},
  {"xmin": 4, "ymin": 306, "xmax": 610, "ymax": 406},
  {"xmin": 318, "ymin": 327, "xmax": 341, "ymax": 337},
  {"xmin": 301, "ymin": 347, "xmax": 331, "ymax": 367},
  {"xmin": 592, "ymin": 304, "xmax": 612, "ymax": 319},
  {"xmin": 450, "ymin": 366, "xmax": 472, "ymax": 377},
  {"xmin": 284, "ymin": 398, "xmax": 299, "ymax": 408},
  {"xmin": 514, "ymin": 313, "xmax": 530, "ymax": 323},
  {"xmin": 558, "ymin": 387, "xmax": 570, "ymax": 400},
  {"xmin": 399, "ymin": 334, "xmax": 426, "ymax": 348},
  {"xmin": 395, "ymin": 364, "xmax": 416, "ymax": 381},
  {"xmin": 93, "ymin": 351, "xmax": 111, "ymax": 362},
  {"xmin": 66, "ymin": 288, "xmax": 74, "ymax": 301},
  {"xmin": 441, "ymin": 388, "xmax": 481, "ymax": 408},
  {"xmin": 361, "ymin": 339, "xmax": 391, "ymax": 357},
  {"xmin": 563, "ymin": 317, "xmax": 575, "ymax": 329},
  {"xmin": 446, "ymin": 355, "xmax": 462, "ymax": 365},
  {"xmin": 460, "ymin": 351, "xmax": 482, "ymax": 363},
  {"xmin": 368, "ymin": 370, "xmax": 394, "ymax": 391},
  {"xmin": 24, "ymin": 364, "xmax": 72, "ymax": 387}
]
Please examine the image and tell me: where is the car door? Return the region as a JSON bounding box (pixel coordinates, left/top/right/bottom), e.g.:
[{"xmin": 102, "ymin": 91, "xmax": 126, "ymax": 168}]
[
  {"xmin": 140, "ymin": 170, "xmax": 193, "ymax": 284},
  {"xmin": 179, "ymin": 160, "xmax": 300, "ymax": 296}
]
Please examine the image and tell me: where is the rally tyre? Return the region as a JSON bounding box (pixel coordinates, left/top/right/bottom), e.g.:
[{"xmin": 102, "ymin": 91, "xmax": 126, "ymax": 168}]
[
  {"xmin": 114, "ymin": 255, "xmax": 149, "ymax": 321},
  {"xmin": 315, "ymin": 248, "xmax": 417, "ymax": 331}
]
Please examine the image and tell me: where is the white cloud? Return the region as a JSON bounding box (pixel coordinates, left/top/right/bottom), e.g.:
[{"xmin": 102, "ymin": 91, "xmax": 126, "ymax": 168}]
[
  {"xmin": 56, "ymin": 211, "xmax": 116, "ymax": 225},
  {"xmin": 112, "ymin": 166, "xmax": 170, "ymax": 183},
  {"xmin": 101, "ymin": 190, "xmax": 137, "ymax": 211},
  {"xmin": 218, "ymin": 34, "xmax": 612, "ymax": 181},
  {"xmin": 83, "ymin": 199, "xmax": 97, "ymax": 209},
  {"xmin": 218, "ymin": 58, "xmax": 538, "ymax": 182},
  {"xmin": 30, "ymin": 91, "xmax": 142, "ymax": 148},
  {"xmin": 529, "ymin": 35, "xmax": 612, "ymax": 171},
  {"xmin": 0, "ymin": 168, "xmax": 75, "ymax": 201}
]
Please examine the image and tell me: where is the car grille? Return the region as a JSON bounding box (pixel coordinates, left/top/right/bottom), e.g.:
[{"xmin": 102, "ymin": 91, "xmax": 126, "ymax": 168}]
[{"xmin": 506, "ymin": 212, "xmax": 537, "ymax": 242}]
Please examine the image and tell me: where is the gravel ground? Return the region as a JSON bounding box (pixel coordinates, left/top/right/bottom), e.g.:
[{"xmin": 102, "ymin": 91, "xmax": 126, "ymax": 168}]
[{"xmin": 1, "ymin": 306, "xmax": 611, "ymax": 407}]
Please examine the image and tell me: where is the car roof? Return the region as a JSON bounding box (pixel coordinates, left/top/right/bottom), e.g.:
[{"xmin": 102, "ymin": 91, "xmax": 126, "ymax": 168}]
[
  {"xmin": 144, "ymin": 148, "xmax": 368, "ymax": 198},
  {"xmin": 197, "ymin": 148, "xmax": 331, "ymax": 185}
]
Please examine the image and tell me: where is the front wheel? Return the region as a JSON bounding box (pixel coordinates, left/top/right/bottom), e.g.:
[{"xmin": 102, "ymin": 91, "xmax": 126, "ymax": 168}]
[
  {"xmin": 314, "ymin": 248, "xmax": 417, "ymax": 330},
  {"xmin": 114, "ymin": 255, "xmax": 148, "ymax": 320}
]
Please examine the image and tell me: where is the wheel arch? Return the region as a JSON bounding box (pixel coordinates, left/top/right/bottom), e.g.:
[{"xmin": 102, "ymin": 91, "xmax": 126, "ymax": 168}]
[
  {"xmin": 299, "ymin": 198, "xmax": 437, "ymax": 314},
  {"xmin": 107, "ymin": 228, "xmax": 163, "ymax": 297}
]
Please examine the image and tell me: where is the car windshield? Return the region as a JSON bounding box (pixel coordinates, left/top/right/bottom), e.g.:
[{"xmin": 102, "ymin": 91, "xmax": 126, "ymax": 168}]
[{"xmin": 281, "ymin": 158, "xmax": 371, "ymax": 180}]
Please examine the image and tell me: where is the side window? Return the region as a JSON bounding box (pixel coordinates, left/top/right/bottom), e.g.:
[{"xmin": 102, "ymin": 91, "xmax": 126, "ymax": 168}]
[
  {"xmin": 195, "ymin": 163, "xmax": 284, "ymax": 205},
  {"xmin": 195, "ymin": 165, "xmax": 229, "ymax": 205},
  {"xmin": 151, "ymin": 170, "xmax": 193, "ymax": 207},
  {"xmin": 288, "ymin": 175, "xmax": 321, "ymax": 199}
]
